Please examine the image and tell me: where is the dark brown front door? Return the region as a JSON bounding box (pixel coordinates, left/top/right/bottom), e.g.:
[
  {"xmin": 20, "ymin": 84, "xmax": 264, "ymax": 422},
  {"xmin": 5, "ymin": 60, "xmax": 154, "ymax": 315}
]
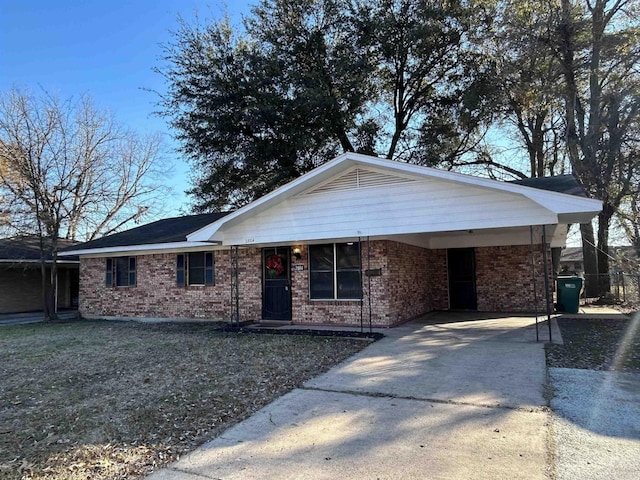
[
  {"xmin": 262, "ymin": 247, "xmax": 292, "ymax": 320},
  {"xmin": 448, "ymin": 248, "xmax": 478, "ymax": 310}
]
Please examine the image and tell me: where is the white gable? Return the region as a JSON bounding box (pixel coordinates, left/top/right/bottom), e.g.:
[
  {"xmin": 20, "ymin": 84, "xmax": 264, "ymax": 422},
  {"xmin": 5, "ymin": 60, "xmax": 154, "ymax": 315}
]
[
  {"xmin": 207, "ymin": 172, "xmax": 558, "ymax": 246},
  {"xmin": 180, "ymin": 153, "xmax": 602, "ymax": 248}
]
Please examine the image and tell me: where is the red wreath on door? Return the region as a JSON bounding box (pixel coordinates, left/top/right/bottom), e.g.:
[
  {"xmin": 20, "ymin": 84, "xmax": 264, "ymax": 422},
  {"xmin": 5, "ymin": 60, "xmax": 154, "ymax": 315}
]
[{"xmin": 266, "ymin": 254, "xmax": 285, "ymax": 278}]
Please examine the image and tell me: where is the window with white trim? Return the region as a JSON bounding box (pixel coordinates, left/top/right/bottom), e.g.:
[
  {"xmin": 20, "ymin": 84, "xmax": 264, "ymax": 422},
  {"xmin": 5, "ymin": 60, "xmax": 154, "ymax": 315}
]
[
  {"xmin": 177, "ymin": 252, "xmax": 215, "ymax": 286},
  {"xmin": 105, "ymin": 257, "xmax": 136, "ymax": 287},
  {"xmin": 309, "ymin": 243, "xmax": 361, "ymax": 299}
]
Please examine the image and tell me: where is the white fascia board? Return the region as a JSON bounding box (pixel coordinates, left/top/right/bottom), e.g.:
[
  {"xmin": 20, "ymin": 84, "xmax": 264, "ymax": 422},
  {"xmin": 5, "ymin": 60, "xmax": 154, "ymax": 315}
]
[
  {"xmin": 58, "ymin": 241, "xmax": 222, "ymax": 258},
  {"xmin": 557, "ymin": 211, "xmax": 602, "ymax": 224},
  {"xmin": 187, "ymin": 152, "xmax": 603, "ymax": 242}
]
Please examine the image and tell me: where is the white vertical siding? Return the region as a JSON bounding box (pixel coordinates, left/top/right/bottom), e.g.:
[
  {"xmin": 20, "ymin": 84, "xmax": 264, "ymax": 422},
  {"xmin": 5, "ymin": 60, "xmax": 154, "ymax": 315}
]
[{"xmin": 216, "ymin": 173, "xmax": 558, "ymax": 246}]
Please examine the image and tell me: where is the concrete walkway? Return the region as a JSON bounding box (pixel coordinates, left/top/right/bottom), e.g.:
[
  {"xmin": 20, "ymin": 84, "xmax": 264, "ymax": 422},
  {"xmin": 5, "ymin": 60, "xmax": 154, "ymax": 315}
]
[{"xmin": 149, "ymin": 314, "xmax": 554, "ymax": 480}]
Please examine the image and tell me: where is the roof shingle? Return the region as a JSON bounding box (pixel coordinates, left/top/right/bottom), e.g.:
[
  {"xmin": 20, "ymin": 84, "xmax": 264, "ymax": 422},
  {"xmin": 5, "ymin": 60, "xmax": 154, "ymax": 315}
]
[{"xmin": 62, "ymin": 212, "xmax": 230, "ymax": 252}]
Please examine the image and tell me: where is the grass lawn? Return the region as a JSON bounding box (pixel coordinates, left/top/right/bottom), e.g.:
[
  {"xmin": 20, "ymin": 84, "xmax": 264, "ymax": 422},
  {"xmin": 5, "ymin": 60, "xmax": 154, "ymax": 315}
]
[
  {"xmin": 0, "ymin": 321, "xmax": 370, "ymax": 480},
  {"xmin": 546, "ymin": 314, "xmax": 640, "ymax": 372}
]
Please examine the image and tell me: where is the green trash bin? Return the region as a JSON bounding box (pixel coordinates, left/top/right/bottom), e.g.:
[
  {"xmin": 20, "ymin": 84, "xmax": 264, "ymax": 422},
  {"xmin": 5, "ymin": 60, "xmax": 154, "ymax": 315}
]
[{"xmin": 556, "ymin": 276, "xmax": 583, "ymax": 313}]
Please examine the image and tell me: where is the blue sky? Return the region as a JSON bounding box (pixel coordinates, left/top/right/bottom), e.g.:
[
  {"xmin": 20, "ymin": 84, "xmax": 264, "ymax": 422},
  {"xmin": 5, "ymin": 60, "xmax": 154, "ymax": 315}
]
[{"xmin": 0, "ymin": 0, "xmax": 252, "ymax": 215}]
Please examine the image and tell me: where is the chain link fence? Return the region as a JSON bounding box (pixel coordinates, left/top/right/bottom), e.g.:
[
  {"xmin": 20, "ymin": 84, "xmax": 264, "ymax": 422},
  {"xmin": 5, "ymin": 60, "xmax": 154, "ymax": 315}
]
[{"xmin": 580, "ymin": 272, "xmax": 640, "ymax": 306}]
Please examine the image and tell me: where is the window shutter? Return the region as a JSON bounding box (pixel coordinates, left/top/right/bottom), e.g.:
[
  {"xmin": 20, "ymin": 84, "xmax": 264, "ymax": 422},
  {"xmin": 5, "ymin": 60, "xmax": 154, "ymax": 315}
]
[
  {"xmin": 205, "ymin": 252, "xmax": 214, "ymax": 285},
  {"xmin": 129, "ymin": 257, "xmax": 136, "ymax": 286},
  {"xmin": 106, "ymin": 258, "xmax": 113, "ymax": 286},
  {"xmin": 176, "ymin": 254, "xmax": 186, "ymax": 286}
]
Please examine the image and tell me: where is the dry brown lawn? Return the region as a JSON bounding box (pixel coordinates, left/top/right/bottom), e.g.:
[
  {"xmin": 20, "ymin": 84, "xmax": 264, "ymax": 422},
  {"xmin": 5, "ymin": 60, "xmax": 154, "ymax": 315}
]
[
  {"xmin": 0, "ymin": 320, "xmax": 370, "ymax": 479},
  {"xmin": 546, "ymin": 315, "xmax": 640, "ymax": 372}
]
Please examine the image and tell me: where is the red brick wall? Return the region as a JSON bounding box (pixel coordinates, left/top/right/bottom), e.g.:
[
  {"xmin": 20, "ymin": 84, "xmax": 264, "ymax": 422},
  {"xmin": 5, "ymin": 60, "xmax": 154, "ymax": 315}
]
[
  {"xmin": 386, "ymin": 242, "xmax": 430, "ymax": 322},
  {"xmin": 426, "ymin": 249, "xmax": 449, "ymax": 310},
  {"xmin": 79, "ymin": 242, "xmax": 553, "ymax": 325},
  {"xmin": 291, "ymin": 240, "xmax": 438, "ymax": 327},
  {"xmin": 290, "ymin": 242, "xmax": 390, "ymax": 326},
  {"xmin": 80, "ymin": 248, "xmax": 262, "ymax": 322},
  {"xmin": 475, "ymin": 244, "xmax": 550, "ymax": 312}
]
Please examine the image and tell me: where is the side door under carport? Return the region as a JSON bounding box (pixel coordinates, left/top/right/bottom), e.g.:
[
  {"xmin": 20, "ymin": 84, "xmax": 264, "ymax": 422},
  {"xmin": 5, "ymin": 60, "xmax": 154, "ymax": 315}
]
[{"xmin": 447, "ymin": 248, "xmax": 478, "ymax": 310}]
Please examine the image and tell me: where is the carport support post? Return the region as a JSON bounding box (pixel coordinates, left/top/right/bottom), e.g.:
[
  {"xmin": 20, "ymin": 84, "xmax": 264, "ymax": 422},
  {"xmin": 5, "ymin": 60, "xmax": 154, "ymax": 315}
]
[
  {"xmin": 530, "ymin": 226, "xmax": 539, "ymax": 342},
  {"xmin": 367, "ymin": 236, "xmax": 372, "ymax": 333},
  {"xmin": 542, "ymin": 226, "xmax": 552, "ymax": 342},
  {"xmin": 230, "ymin": 246, "xmax": 240, "ymax": 325},
  {"xmin": 359, "ymin": 237, "xmax": 364, "ymax": 334}
]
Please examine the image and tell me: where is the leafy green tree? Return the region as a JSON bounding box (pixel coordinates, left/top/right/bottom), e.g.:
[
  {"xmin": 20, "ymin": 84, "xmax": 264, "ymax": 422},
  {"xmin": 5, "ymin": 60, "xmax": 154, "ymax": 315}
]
[{"xmin": 158, "ymin": 0, "xmax": 494, "ymax": 210}]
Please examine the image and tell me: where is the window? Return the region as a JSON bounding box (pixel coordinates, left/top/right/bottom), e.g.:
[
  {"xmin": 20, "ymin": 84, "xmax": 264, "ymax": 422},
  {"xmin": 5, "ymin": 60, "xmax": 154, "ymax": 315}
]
[
  {"xmin": 176, "ymin": 252, "xmax": 215, "ymax": 286},
  {"xmin": 309, "ymin": 243, "xmax": 361, "ymax": 300},
  {"xmin": 105, "ymin": 257, "xmax": 136, "ymax": 287}
]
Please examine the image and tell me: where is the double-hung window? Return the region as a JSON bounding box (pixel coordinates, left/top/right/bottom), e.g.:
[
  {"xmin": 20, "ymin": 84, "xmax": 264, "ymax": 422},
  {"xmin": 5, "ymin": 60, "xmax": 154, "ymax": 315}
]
[
  {"xmin": 105, "ymin": 257, "xmax": 136, "ymax": 287},
  {"xmin": 176, "ymin": 252, "xmax": 215, "ymax": 286},
  {"xmin": 309, "ymin": 243, "xmax": 361, "ymax": 300}
]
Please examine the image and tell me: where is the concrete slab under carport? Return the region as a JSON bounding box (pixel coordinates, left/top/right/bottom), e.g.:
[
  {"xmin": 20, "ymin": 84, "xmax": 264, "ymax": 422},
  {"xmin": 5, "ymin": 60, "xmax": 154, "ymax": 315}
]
[{"xmin": 147, "ymin": 314, "xmax": 553, "ymax": 480}]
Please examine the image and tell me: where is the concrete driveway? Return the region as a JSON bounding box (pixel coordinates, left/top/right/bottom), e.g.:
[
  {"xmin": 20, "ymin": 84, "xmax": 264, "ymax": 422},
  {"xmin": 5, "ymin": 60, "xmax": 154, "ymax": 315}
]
[{"xmin": 149, "ymin": 313, "xmax": 555, "ymax": 480}]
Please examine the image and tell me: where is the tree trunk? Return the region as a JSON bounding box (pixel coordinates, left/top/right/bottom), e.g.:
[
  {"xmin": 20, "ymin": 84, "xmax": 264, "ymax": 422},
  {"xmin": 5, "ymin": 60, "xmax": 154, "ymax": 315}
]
[
  {"xmin": 40, "ymin": 258, "xmax": 49, "ymax": 321},
  {"xmin": 580, "ymin": 222, "xmax": 599, "ymax": 298},
  {"xmin": 596, "ymin": 204, "xmax": 614, "ymax": 296}
]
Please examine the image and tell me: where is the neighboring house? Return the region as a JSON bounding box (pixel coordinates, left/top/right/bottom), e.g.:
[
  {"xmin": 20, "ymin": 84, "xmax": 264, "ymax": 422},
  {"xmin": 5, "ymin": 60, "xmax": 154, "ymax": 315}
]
[
  {"xmin": 60, "ymin": 153, "xmax": 601, "ymax": 327},
  {"xmin": 0, "ymin": 236, "xmax": 80, "ymax": 314},
  {"xmin": 560, "ymin": 246, "xmax": 639, "ymax": 276},
  {"xmin": 559, "ymin": 247, "xmax": 585, "ymax": 276}
]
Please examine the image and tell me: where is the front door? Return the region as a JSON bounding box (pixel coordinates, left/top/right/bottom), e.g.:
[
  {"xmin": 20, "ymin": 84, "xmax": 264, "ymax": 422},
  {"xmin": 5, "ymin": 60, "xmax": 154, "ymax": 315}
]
[
  {"xmin": 448, "ymin": 248, "xmax": 478, "ymax": 310},
  {"xmin": 262, "ymin": 247, "xmax": 292, "ymax": 320}
]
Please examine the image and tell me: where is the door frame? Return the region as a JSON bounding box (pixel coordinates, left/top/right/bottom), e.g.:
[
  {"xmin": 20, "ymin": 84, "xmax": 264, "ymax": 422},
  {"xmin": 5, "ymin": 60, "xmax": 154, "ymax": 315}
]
[{"xmin": 262, "ymin": 247, "xmax": 292, "ymax": 321}]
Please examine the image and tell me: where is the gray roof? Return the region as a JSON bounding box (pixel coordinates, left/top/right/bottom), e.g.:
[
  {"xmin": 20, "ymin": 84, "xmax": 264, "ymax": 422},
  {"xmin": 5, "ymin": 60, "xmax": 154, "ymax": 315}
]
[
  {"xmin": 0, "ymin": 236, "xmax": 79, "ymax": 263},
  {"xmin": 509, "ymin": 175, "xmax": 588, "ymax": 198},
  {"xmin": 62, "ymin": 212, "xmax": 230, "ymax": 252}
]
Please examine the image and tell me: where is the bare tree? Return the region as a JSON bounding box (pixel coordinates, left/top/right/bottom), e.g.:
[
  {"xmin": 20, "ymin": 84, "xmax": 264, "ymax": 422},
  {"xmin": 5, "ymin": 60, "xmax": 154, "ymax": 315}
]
[
  {"xmin": 556, "ymin": 0, "xmax": 640, "ymax": 296},
  {"xmin": 0, "ymin": 88, "xmax": 169, "ymax": 319}
]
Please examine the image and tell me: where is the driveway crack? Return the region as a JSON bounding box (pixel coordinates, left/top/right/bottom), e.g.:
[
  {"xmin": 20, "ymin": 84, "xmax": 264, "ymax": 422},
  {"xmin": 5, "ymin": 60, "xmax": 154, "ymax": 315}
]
[{"xmin": 301, "ymin": 386, "xmax": 548, "ymax": 412}]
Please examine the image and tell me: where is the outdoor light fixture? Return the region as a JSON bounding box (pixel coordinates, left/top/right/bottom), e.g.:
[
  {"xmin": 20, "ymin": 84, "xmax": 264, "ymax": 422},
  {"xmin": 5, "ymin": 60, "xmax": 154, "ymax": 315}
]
[{"xmin": 292, "ymin": 247, "xmax": 302, "ymax": 260}]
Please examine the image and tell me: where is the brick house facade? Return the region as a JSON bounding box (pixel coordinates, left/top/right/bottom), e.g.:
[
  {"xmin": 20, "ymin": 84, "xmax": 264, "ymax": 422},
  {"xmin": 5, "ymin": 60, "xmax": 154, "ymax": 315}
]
[
  {"xmin": 81, "ymin": 248, "xmax": 262, "ymax": 321},
  {"xmin": 65, "ymin": 154, "xmax": 600, "ymax": 328},
  {"xmin": 79, "ymin": 240, "xmax": 552, "ymax": 327}
]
